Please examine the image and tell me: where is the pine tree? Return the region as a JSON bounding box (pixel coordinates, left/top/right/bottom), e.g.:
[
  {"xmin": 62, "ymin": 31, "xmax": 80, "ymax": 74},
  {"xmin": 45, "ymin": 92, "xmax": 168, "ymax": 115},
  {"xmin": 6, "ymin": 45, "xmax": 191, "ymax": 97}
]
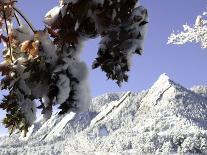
[{"xmin": 0, "ymin": 0, "xmax": 148, "ymax": 136}]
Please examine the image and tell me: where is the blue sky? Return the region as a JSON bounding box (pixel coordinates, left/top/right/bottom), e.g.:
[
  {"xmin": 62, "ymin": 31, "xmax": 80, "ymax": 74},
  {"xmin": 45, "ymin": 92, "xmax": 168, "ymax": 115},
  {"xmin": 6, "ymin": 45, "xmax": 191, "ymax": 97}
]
[{"xmin": 0, "ymin": 0, "xmax": 207, "ymax": 134}]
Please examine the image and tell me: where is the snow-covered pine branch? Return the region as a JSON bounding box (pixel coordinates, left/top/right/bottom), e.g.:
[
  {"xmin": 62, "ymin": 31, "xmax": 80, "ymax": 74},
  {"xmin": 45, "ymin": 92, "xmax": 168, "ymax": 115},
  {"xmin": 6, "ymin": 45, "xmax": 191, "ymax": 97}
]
[{"xmin": 168, "ymin": 13, "xmax": 207, "ymax": 48}]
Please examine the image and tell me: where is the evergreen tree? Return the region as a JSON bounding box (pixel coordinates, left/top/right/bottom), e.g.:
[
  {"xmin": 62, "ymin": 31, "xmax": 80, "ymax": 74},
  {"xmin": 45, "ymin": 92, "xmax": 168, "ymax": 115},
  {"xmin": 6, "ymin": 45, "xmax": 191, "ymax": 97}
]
[{"xmin": 0, "ymin": 0, "xmax": 148, "ymax": 136}]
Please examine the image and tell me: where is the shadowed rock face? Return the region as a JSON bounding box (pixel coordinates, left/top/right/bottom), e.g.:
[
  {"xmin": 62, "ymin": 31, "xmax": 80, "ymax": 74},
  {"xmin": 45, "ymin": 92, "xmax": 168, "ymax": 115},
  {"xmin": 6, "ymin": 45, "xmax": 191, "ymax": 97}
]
[{"xmin": 0, "ymin": 74, "xmax": 207, "ymax": 155}]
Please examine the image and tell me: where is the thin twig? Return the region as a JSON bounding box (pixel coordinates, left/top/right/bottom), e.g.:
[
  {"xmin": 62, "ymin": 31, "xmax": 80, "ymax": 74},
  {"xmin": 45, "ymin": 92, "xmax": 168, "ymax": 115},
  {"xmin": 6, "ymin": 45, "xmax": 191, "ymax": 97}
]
[
  {"xmin": 14, "ymin": 12, "xmax": 20, "ymax": 26},
  {"xmin": 3, "ymin": 10, "xmax": 13, "ymax": 63},
  {"xmin": 13, "ymin": 6, "xmax": 35, "ymax": 33}
]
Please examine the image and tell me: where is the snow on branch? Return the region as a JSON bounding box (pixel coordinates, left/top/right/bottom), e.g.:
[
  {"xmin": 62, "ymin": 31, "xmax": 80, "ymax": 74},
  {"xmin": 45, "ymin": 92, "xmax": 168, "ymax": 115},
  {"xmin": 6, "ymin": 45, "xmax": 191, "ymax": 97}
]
[
  {"xmin": 0, "ymin": 0, "xmax": 148, "ymax": 136},
  {"xmin": 168, "ymin": 13, "xmax": 207, "ymax": 48}
]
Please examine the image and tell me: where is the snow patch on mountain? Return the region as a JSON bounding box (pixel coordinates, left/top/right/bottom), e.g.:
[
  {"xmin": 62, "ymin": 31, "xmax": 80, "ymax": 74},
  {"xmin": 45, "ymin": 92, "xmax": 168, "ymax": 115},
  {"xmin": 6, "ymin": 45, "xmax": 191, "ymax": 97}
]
[
  {"xmin": 44, "ymin": 112, "xmax": 76, "ymax": 141},
  {"xmin": 191, "ymin": 85, "xmax": 207, "ymax": 98},
  {"xmin": 89, "ymin": 92, "xmax": 125, "ymax": 113},
  {"xmin": 90, "ymin": 91, "xmax": 131, "ymax": 126}
]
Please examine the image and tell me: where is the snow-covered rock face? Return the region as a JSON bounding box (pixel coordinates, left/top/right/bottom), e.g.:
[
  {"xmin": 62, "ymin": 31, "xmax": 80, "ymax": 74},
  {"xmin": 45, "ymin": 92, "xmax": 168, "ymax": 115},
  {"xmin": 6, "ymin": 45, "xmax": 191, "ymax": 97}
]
[
  {"xmin": 89, "ymin": 92, "xmax": 125, "ymax": 113},
  {"xmin": 0, "ymin": 74, "xmax": 207, "ymax": 154},
  {"xmin": 191, "ymin": 85, "xmax": 207, "ymax": 98}
]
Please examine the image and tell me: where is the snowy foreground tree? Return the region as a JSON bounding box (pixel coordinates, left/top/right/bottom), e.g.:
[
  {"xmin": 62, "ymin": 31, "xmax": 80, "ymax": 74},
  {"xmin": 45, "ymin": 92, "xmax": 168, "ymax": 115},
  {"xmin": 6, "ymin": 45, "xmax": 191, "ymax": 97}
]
[
  {"xmin": 168, "ymin": 12, "xmax": 207, "ymax": 48},
  {"xmin": 0, "ymin": 0, "xmax": 148, "ymax": 136}
]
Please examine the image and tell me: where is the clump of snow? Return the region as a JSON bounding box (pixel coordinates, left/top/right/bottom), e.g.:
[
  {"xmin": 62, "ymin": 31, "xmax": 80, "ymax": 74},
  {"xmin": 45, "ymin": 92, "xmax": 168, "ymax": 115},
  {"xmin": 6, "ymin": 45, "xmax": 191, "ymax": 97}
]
[
  {"xmin": 43, "ymin": 6, "xmax": 62, "ymax": 26},
  {"xmin": 56, "ymin": 74, "xmax": 71, "ymax": 105},
  {"xmin": 12, "ymin": 17, "xmax": 33, "ymax": 43},
  {"xmin": 37, "ymin": 30, "xmax": 58, "ymax": 65},
  {"xmin": 73, "ymin": 77, "xmax": 91, "ymax": 112},
  {"xmin": 60, "ymin": 0, "xmax": 79, "ymax": 5},
  {"xmin": 19, "ymin": 99, "xmax": 36, "ymax": 125}
]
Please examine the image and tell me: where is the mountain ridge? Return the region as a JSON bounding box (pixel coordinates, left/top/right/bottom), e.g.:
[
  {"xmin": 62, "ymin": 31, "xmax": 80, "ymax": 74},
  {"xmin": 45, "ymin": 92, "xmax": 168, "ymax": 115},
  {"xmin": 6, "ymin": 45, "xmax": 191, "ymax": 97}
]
[{"xmin": 0, "ymin": 74, "xmax": 207, "ymax": 154}]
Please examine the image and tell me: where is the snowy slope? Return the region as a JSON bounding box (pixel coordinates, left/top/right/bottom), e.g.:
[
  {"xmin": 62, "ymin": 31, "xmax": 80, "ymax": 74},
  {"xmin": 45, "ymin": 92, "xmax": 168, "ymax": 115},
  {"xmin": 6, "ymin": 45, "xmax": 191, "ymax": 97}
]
[
  {"xmin": 191, "ymin": 85, "xmax": 207, "ymax": 98},
  {"xmin": 0, "ymin": 74, "xmax": 207, "ymax": 154},
  {"xmin": 90, "ymin": 91, "xmax": 131, "ymax": 126},
  {"xmin": 89, "ymin": 92, "xmax": 125, "ymax": 113}
]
